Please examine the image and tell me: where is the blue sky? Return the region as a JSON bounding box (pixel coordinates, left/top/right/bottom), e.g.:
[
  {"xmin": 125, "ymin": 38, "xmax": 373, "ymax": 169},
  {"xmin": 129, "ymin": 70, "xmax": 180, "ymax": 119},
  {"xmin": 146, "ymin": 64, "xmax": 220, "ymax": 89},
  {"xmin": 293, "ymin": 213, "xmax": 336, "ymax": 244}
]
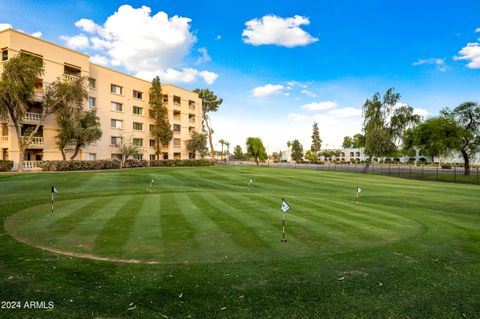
[{"xmin": 1, "ymin": 0, "xmax": 480, "ymax": 151}]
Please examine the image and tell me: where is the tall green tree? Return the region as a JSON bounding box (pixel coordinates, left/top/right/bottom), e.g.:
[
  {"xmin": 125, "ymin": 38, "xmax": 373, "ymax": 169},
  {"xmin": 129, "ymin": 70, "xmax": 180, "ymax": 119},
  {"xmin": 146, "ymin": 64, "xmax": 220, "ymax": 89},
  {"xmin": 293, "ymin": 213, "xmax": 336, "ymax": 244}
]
[
  {"xmin": 362, "ymin": 88, "xmax": 420, "ymax": 172},
  {"xmin": 150, "ymin": 77, "xmax": 172, "ymax": 159},
  {"xmin": 291, "ymin": 139, "xmax": 304, "ymax": 163},
  {"xmin": 246, "ymin": 137, "xmax": 267, "ymax": 165},
  {"xmin": 342, "ymin": 136, "xmax": 353, "ymax": 148},
  {"xmin": 441, "ymin": 102, "xmax": 480, "ymax": 175},
  {"xmin": 186, "ymin": 130, "xmax": 208, "ymax": 158},
  {"xmin": 403, "ymin": 117, "xmax": 461, "ymax": 163},
  {"xmin": 70, "ymin": 109, "xmax": 102, "ymax": 160},
  {"xmin": 45, "ymin": 76, "xmax": 88, "ymax": 159},
  {"xmin": 310, "ymin": 122, "xmax": 322, "ymax": 152},
  {"xmin": 0, "ymin": 53, "xmax": 46, "ymax": 171},
  {"xmin": 218, "ymin": 139, "xmax": 226, "ymax": 161},
  {"xmin": 233, "ymin": 145, "xmax": 243, "ymax": 160},
  {"xmin": 225, "ymin": 141, "xmax": 230, "ymax": 161},
  {"xmin": 352, "ymin": 133, "xmax": 366, "ymax": 148},
  {"xmin": 193, "ymin": 88, "xmax": 223, "ymax": 159}
]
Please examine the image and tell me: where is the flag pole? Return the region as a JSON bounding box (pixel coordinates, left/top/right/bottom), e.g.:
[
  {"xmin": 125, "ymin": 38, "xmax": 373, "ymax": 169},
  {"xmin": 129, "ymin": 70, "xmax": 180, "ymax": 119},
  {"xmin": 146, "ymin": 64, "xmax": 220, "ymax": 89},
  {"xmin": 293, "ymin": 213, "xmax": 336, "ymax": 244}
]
[
  {"xmin": 356, "ymin": 191, "xmax": 359, "ymax": 207},
  {"xmin": 281, "ymin": 212, "xmax": 287, "ymax": 242},
  {"xmin": 51, "ymin": 189, "xmax": 54, "ymax": 216}
]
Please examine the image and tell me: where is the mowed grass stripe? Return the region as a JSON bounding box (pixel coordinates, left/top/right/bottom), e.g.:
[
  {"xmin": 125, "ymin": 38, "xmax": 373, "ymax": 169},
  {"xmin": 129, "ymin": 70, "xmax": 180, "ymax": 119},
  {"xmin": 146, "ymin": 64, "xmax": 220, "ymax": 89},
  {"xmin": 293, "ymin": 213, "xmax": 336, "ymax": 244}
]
[
  {"xmin": 94, "ymin": 195, "xmax": 145, "ymax": 255},
  {"xmin": 122, "ymin": 194, "xmax": 163, "ymax": 260},
  {"xmin": 189, "ymin": 193, "xmax": 272, "ymax": 250},
  {"xmin": 158, "ymin": 193, "xmax": 200, "ymax": 251}
]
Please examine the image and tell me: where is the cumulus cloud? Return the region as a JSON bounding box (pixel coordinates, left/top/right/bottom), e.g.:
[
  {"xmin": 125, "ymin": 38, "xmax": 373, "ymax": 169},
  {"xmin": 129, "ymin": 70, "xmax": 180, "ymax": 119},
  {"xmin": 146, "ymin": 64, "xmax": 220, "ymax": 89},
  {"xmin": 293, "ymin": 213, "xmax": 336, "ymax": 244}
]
[
  {"xmin": 413, "ymin": 108, "xmax": 429, "ymax": 117},
  {"xmin": 137, "ymin": 68, "xmax": 218, "ymax": 85},
  {"xmin": 454, "ymin": 42, "xmax": 480, "ymax": 69},
  {"xmin": 242, "ymin": 15, "xmax": 318, "ymax": 47},
  {"xmin": 288, "ymin": 113, "xmax": 308, "ymax": 122},
  {"xmin": 0, "ymin": 23, "xmax": 12, "ymax": 31},
  {"xmin": 327, "ymin": 107, "xmax": 362, "ymax": 118},
  {"xmin": 31, "ymin": 31, "xmax": 42, "ymax": 38},
  {"xmin": 301, "ymin": 101, "xmax": 337, "ymax": 111},
  {"xmin": 62, "ymin": 5, "xmax": 218, "ymax": 84},
  {"xmin": 252, "ymin": 84, "xmax": 284, "ymax": 97},
  {"xmin": 90, "ymin": 54, "xmax": 109, "ymax": 66},
  {"xmin": 60, "ymin": 34, "xmax": 89, "ymax": 50}
]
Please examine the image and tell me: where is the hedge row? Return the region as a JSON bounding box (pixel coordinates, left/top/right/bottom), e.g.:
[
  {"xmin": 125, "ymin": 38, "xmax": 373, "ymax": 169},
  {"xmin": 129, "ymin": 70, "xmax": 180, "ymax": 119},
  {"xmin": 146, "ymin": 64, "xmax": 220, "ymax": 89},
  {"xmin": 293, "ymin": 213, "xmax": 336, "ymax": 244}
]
[
  {"xmin": 0, "ymin": 160, "xmax": 13, "ymax": 172},
  {"xmin": 38, "ymin": 159, "xmax": 214, "ymax": 171}
]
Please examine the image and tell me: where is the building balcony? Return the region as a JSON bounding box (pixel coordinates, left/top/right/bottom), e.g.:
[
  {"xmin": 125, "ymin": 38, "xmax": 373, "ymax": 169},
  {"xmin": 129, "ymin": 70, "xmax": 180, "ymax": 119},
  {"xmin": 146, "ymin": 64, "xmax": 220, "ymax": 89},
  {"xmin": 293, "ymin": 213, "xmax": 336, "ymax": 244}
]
[
  {"xmin": 173, "ymin": 130, "xmax": 181, "ymax": 136},
  {"xmin": 33, "ymin": 89, "xmax": 43, "ymax": 102},
  {"xmin": 0, "ymin": 136, "xmax": 7, "ymax": 144},
  {"xmin": 23, "ymin": 161, "xmax": 42, "ymax": 171},
  {"xmin": 23, "ymin": 112, "xmax": 43, "ymax": 125},
  {"xmin": 63, "ymin": 73, "xmax": 80, "ymax": 82},
  {"xmin": 23, "ymin": 136, "xmax": 44, "ymax": 148}
]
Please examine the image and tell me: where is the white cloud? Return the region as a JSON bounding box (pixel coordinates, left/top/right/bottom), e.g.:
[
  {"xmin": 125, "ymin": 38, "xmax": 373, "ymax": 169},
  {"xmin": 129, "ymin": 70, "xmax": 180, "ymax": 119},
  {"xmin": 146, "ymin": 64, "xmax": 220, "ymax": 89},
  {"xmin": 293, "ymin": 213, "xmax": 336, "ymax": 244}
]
[
  {"xmin": 327, "ymin": 107, "xmax": 362, "ymax": 118},
  {"xmin": 75, "ymin": 18, "xmax": 101, "ymax": 33},
  {"xmin": 454, "ymin": 42, "xmax": 480, "ymax": 69},
  {"xmin": 0, "ymin": 23, "xmax": 12, "ymax": 31},
  {"xmin": 31, "ymin": 31, "xmax": 42, "ymax": 38},
  {"xmin": 60, "ymin": 34, "xmax": 89, "ymax": 50},
  {"xmin": 196, "ymin": 47, "xmax": 211, "ymax": 64},
  {"xmin": 242, "ymin": 15, "xmax": 318, "ymax": 47},
  {"xmin": 301, "ymin": 101, "xmax": 337, "ymax": 111},
  {"xmin": 476, "ymin": 28, "xmax": 480, "ymax": 33},
  {"xmin": 288, "ymin": 113, "xmax": 307, "ymax": 122},
  {"xmin": 216, "ymin": 34, "xmax": 222, "ymax": 40},
  {"xmin": 90, "ymin": 54, "xmax": 109, "ymax": 66},
  {"xmin": 413, "ymin": 108, "xmax": 429, "ymax": 117},
  {"xmin": 300, "ymin": 89, "xmax": 317, "ymax": 97},
  {"xmin": 252, "ymin": 84, "xmax": 284, "ymax": 97},
  {"xmin": 412, "ymin": 58, "xmax": 445, "ymax": 66},
  {"xmin": 137, "ymin": 68, "xmax": 218, "ymax": 85},
  {"xmin": 63, "ymin": 5, "xmax": 218, "ymax": 84}
]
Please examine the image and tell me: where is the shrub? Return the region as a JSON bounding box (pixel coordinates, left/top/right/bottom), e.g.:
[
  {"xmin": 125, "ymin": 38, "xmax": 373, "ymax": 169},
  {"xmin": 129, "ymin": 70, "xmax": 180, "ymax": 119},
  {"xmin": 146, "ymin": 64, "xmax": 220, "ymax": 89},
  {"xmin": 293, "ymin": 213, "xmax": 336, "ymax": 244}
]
[
  {"xmin": 441, "ymin": 163, "xmax": 452, "ymax": 169},
  {"xmin": 38, "ymin": 159, "xmax": 214, "ymax": 171},
  {"xmin": 0, "ymin": 160, "xmax": 13, "ymax": 172}
]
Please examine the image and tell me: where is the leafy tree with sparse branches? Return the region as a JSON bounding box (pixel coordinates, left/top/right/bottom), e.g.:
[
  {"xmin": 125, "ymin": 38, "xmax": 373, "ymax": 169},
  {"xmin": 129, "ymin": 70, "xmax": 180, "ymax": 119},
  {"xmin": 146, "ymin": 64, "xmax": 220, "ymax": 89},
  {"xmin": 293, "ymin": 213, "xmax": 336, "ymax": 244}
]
[
  {"xmin": 186, "ymin": 130, "xmax": 208, "ymax": 158},
  {"xmin": 150, "ymin": 77, "xmax": 172, "ymax": 159},
  {"xmin": 246, "ymin": 137, "xmax": 267, "ymax": 165},
  {"xmin": 0, "ymin": 53, "xmax": 48, "ymax": 171},
  {"xmin": 118, "ymin": 133, "xmax": 142, "ymax": 167},
  {"xmin": 362, "ymin": 88, "xmax": 420, "ymax": 172},
  {"xmin": 193, "ymin": 88, "xmax": 223, "ymax": 159},
  {"xmin": 291, "ymin": 139, "xmax": 304, "ymax": 163}
]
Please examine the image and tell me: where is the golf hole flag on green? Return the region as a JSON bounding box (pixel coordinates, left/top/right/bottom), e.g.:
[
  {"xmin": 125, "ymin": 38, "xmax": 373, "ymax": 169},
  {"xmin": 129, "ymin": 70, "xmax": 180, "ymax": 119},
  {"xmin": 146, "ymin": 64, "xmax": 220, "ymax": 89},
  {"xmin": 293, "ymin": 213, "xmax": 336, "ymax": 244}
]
[{"xmin": 281, "ymin": 198, "xmax": 291, "ymax": 213}]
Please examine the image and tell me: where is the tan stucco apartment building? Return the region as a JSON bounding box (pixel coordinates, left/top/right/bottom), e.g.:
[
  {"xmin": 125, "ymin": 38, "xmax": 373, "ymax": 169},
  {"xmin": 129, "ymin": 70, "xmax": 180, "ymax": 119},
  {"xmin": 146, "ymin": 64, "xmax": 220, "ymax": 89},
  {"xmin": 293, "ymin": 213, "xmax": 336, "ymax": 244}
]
[{"xmin": 0, "ymin": 29, "xmax": 202, "ymax": 169}]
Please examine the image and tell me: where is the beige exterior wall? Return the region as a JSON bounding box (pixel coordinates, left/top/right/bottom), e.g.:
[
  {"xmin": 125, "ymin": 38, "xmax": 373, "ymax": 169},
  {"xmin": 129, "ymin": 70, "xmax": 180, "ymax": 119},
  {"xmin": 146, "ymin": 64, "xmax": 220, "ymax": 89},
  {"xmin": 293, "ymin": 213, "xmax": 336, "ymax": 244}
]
[{"xmin": 0, "ymin": 29, "xmax": 202, "ymax": 167}]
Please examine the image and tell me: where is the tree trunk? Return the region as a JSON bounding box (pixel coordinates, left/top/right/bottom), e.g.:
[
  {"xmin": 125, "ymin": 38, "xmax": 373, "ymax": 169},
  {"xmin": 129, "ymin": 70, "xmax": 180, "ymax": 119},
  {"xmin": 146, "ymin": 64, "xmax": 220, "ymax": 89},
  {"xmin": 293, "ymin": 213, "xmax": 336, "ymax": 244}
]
[
  {"xmin": 70, "ymin": 145, "xmax": 81, "ymax": 160},
  {"xmin": 460, "ymin": 149, "xmax": 470, "ymax": 175},
  {"xmin": 205, "ymin": 115, "xmax": 215, "ymax": 160},
  {"xmin": 61, "ymin": 148, "xmax": 66, "ymax": 160},
  {"xmin": 255, "ymin": 157, "xmax": 259, "ymax": 166},
  {"xmin": 362, "ymin": 156, "xmax": 372, "ymax": 173}
]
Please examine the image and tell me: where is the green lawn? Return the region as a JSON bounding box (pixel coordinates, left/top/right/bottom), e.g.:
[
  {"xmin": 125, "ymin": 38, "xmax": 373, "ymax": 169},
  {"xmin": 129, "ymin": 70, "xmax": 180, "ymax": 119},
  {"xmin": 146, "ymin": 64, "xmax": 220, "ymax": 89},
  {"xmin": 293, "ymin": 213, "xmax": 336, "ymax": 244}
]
[{"xmin": 0, "ymin": 166, "xmax": 479, "ymax": 318}]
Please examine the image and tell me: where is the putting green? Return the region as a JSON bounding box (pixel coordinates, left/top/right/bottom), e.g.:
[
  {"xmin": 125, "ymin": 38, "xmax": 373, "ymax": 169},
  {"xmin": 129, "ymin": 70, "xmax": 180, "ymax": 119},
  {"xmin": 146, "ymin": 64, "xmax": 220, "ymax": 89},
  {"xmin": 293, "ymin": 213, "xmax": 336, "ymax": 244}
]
[{"xmin": 5, "ymin": 191, "xmax": 423, "ymax": 264}]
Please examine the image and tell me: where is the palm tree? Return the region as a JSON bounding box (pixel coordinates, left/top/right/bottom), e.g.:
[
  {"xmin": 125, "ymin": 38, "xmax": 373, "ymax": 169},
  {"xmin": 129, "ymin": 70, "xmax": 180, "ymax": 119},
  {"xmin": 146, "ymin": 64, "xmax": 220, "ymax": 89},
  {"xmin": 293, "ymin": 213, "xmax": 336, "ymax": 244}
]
[{"xmin": 218, "ymin": 139, "xmax": 225, "ymax": 161}]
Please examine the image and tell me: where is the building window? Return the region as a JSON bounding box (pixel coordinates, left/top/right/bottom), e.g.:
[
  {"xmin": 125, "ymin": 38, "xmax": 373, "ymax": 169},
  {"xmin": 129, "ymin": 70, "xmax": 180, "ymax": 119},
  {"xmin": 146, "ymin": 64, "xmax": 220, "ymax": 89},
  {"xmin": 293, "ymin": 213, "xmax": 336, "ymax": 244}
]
[
  {"xmin": 173, "ymin": 96, "xmax": 181, "ymax": 106},
  {"xmin": 111, "ymin": 84, "xmax": 123, "ymax": 95},
  {"xmin": 149, "ymin": 139, "xmax": 156, "ymax": 147},
  {"xmin": 173, "ymin": 138, "xmax": 181, "ymax": 148},
  {"xmin": 173, "ymin": 124, "xmax": 181, "ymax": 133},
  {"xmin": 133, "ymin": 122, "xmax": 143, "ymax": 131},
  {"xmin": 111, "ymin": 136, "xmax": 123, "ymax": 146},
  {"xmin": 149, "ymin": 154, "xmax": 156, "ymax": 160},
  {"xmin": 111, "ymin": 153, "xmax": 122, "ymax": 160},
  {"xmin": 88, "ymin": 153, "xmax": 96, "ymax": 160},
  {"xmin": 88, "ymin": 78, "xmax": 96, "ymax": 89},
  {"xmin": 149, "ymin": 124, "xmax": 155, "ymax": 132},
  {"xmin": 133, "ymin": 90, "xmax": 143, "ymax": 100},
  {"xmin": 149, "ymin": 109, "xmax": 155, "ymax": 118},
  {"xmin": 162, "ymin": 152, "xmax": 169, "ymax": 160},
  {"xmin": 1, "ymin": 49, "xmax": 8, "ymax": 61},
  {"xmin": 174, "ymin": 152, "xmax": 181, "ymax": 160},
  {"xmin": 133, "ymin": 106, "xmax": 143, "ymax": 115},
  {"xmin": 163, "ymin": 94, "xmax": 169, "ymax": 103},
  {"xmin": 111, "ymin": 102, "xmax": 123, "ymax": 112},
  {"xmin": 111, "ymin": 119, "xmax": 123, "ymax": 129},
  {"xmin": 133, "ymin": 154, "xmax": 143, "ymax": 160},
  {"xmin": 88, "ymin": 97, "xmax": 96, "ymax": 108},
  {"xmin": 133, "ymin": 138, "xmax": 143, "ymax": 146}
]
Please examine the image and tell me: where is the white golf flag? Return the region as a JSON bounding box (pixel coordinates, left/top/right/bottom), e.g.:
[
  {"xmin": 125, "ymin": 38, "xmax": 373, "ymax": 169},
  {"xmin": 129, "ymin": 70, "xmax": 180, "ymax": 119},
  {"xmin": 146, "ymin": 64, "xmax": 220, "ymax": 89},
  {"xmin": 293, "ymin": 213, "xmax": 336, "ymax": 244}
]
[
  {"xmin": 281, "ymin": 198, "xmax": 290, "ymax": 213},
  {"xmin": 357, "ymin": 187, "xmax": 362, "ymax": 193},
  {"xmin": 151, "ymin": 179, "xmax": 154, "ymax": 184},
  {"xmin": 51, "ymin": 186, "xmax": 58, "ymax": 194},
  {"xmin": 249, "ymin": 179, "xmax": 253, "ymax": 184}
]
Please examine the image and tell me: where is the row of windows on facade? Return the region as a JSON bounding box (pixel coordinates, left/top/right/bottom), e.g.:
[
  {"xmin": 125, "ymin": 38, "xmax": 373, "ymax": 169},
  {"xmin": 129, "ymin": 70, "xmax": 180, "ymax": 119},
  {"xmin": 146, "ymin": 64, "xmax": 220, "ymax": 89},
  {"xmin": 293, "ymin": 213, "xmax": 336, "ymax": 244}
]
[
  {"xmin": 110, "ymin": 136, "xmax": 182, "ymax": 148},
  {"xmin": 110, "ymin": 119, "xmax": 188, "ymax": 133},
  {"xmin": 88, "ymin": 79, "xmax": 193, "ymax": 106}
]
